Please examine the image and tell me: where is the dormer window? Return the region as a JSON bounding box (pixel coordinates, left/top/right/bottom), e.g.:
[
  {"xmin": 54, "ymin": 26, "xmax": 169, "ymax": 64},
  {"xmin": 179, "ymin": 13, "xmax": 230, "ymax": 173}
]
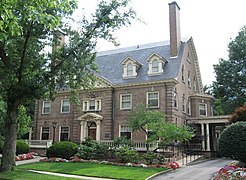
[
  {"xmin": 122, "ymin": 57, "xmax": 141, "ymax": 79},
  {"xmin": 127, "ymin": 63, "xmax": 133, "ymax": 76},
  {"xmin": 147, "ymin": 53, "xmax": 166, "ymax": 76},
  {"xmin": 152, "ymin": 59, "xmax": 159, "ymax": 72}
]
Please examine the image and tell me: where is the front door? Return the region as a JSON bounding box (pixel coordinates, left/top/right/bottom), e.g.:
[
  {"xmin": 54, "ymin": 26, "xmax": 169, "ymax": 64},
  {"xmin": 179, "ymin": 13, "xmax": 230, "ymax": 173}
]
[{"xmin": 88, "ymin": 121, "xmax": 97, "ymax": 140}]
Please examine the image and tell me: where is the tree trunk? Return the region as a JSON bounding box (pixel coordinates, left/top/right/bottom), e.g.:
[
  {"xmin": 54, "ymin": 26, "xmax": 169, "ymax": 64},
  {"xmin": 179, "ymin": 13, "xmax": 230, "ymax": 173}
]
[{"xmin": 0, "ymin": 101, "xmax": 19, "ymax": 172}]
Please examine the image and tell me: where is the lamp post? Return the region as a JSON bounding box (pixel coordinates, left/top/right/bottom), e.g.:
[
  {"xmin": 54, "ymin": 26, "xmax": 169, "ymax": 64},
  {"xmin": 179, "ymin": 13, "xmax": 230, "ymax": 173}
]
[{"xmin": 52, "ymin": 121, "xmax": 57, "ymax": 144}]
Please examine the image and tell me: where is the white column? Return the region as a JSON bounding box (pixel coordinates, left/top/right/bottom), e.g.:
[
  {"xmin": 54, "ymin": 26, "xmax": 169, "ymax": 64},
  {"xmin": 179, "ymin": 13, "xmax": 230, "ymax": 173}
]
[
  {"xmin": 96, "ymin": 120, "xmax": 101, "ymax": 141},
  {"xmin": 83, "ymin": 121, "xmax": 87, "ymax": 140},
  {"xmin": 201, "ymin": 123, "xmax": 205, "ymax": 150},
  {"xmin": 206, "ymin": 123, "xmax": 210, "ymax": 151},
  {"xmin": 80, "ymin": 121, "xmax": 85, "ymax": 142},
  {"xmin": 29, "ymin": 127, "xmax": 32, "ymax": 141}
]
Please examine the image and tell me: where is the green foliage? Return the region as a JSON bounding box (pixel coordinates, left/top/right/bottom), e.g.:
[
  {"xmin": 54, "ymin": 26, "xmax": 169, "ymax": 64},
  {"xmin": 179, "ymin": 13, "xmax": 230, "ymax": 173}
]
[
  {"xmin": 230, "ymin": 105, "xmax": 246, "ymax": 123},
  {"xmin": 0, "ymin": 135, "xmax": 4, "ymax": 154},
  {"xmin": 212, "ymin": 26, "xmax": 246, "ymax": 114},
  {"xmin": 47, "ymin": 141, "xmax": 78, "ymax": 159},
  {"xmin": 115, "ymin": 147, "xmax": 139, "ymax": 163},
  {"xmin": 0, "ymin": 0, "xmax": 137, "ymax": 171},
  {"xmin": 142, "ymin": 152, "xmax": 157, "ymax": 165},
  {"xmin": 128, "ymin": 104, "xmax": 194, "ymax": 149},
  {"xmin": 113, "ymin": 137, "xmax": 133, "ymax": 148},
  {"xmin": 76, "ymin": 138, "xmax": 110, "ymax": 160},
  {"xmin": 16, "ymin": 140, "xmax": 30, "ymax": 155},
  {"xmin": 218, "ymin": 122, "xmax": 246, "ymax": 163},
  {"xmin": 17, "ymin": 105, "xmax": 31, "ymax": 139}
]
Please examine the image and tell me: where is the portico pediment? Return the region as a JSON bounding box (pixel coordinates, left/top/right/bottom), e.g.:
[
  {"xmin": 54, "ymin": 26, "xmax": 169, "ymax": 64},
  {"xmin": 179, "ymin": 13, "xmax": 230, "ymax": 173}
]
[{"xmin": 78, "ymin": 113, "xmax": 103, "ymax": 121}]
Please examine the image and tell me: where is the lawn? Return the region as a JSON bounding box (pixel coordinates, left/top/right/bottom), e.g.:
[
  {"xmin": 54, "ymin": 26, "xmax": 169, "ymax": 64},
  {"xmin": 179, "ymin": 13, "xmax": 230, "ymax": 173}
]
[{"xmin": 4, "ymin": 162, "xmax": 167, "ymax": 180}]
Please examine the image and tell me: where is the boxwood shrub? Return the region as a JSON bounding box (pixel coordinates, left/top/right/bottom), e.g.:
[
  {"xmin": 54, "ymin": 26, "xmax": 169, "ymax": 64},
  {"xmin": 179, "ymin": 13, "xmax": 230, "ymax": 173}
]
[
  {"xmin": 47, "ymin": 141, "xmax": 78, "ymax": 159},
  {"xmin": 16, "ymin": 140, "xmax": 30, "ymax": 155},
  {"xmin": 218, "ymin": 122, "xmax": 246, "ymax": 164}
]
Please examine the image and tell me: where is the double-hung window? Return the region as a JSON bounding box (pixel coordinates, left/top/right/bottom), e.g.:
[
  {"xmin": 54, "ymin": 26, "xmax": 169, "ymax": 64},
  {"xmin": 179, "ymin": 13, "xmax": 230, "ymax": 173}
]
[
  {"xmin": 173, "ymin": 88, "xmax": 178, "ymax": 109},
  {"xmin": 199, "ymin": 103, "xmax": 207, "ymax": 116},
  {"xmin": 42, "ymin": 101, "xmax": 51, "ymax": 114},
  {"xmin": 61, "ymin": 99, "xmax": 70, "ymax": 113},
  {"xmin": 83, "ymin": 99, "xmax": 101, "ymax": 111},
  {"xmin": 120, "ymin": 94, "xmax": 132, "ymax": 110},
  {"xmin": 41, "ymin": 127, "xmax": 49, "ymax": 140},
  {"xmin": 147, "ymin": 92, "xmax": 159, "ymax": 108},
  {"xmin": 60, "ymin": 127, "xmax": 69, "ymax": 141},
  {"xmin": 120, "ymin": 125, "xmax": 132, "ymax": 139}
]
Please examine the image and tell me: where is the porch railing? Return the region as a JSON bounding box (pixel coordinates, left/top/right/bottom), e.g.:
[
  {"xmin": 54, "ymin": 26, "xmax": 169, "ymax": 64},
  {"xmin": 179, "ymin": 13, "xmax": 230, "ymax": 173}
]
[
  {"xmin": 25, "ymin": 140, "xmax": 53, "ymax": 148},
  {"xmin": 98, "ymin": 140, "xmax": 158, "ymax": 151}
]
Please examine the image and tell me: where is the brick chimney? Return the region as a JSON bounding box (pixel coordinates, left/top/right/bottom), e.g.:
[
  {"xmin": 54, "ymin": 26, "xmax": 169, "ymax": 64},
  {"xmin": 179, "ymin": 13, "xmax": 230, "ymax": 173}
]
[{"xmin": 169, "ymin": 1, "xmax": 181, "ymax": 58}]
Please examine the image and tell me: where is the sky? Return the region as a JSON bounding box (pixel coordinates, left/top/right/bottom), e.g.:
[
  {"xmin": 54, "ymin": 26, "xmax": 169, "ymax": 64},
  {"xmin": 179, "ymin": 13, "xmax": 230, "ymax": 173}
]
[{"xmin": 77, "ymin": 0, "xmax": 246, "ymax": 86}]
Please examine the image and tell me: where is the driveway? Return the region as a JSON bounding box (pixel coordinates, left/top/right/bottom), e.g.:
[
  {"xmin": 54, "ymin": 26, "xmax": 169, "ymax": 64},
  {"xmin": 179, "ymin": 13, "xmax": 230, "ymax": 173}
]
[{"xmin": 150, "ymin": 158, "xmax": 232, "ymax": 180}]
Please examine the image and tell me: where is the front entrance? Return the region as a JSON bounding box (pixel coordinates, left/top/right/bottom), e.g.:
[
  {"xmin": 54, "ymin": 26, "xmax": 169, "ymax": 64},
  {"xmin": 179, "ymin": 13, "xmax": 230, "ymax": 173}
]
[{"xmin": 88, "ymin": 121, "xmax": 97, "ymax": 140}]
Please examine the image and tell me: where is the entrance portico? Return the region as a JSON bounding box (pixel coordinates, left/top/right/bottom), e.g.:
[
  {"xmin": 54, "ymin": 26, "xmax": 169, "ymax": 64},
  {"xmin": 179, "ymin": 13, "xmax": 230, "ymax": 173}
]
[
  {"xmin": 187, "ymin": 116, "xmax": 230, "ymax": 151},
  {"xmin": 78, "ymin": 113, "xmax": 103, "ymax": 142}
]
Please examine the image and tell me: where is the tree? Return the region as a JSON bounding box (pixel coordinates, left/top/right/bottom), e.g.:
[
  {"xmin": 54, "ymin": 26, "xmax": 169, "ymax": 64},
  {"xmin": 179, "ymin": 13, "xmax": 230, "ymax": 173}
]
[
  {"xmin": 218, "ymin": 122, "xmax": 246, "ymax": 165},
  {"xmin": 230, "ymin": 105, "xmax": 246, "ymax": 123},
  {"xmin": 128, "ymin": 104, "xmax": 194, "ymax": 151},
  {"xmin": 212, "ymin": 26, "xmax": 246, "ymax": 114},
  {"xmin": 0, "ymin": 0, "xmax": 137, "ymax": 171}
]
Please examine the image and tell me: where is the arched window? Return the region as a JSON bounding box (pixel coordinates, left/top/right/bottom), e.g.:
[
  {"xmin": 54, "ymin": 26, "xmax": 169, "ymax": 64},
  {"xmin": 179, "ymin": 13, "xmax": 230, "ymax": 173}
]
[
  {"xmin": 127, "ymin": 63, "xmax": 133, "ymax": 76},
  {"xmin": 152, "ymin": 59, "xmax": 159, "ymax": 72}
]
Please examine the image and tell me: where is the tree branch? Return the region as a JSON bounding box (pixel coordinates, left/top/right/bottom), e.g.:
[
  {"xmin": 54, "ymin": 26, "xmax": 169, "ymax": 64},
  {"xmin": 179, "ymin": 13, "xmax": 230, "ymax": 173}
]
[{"xmin": 18, "ymin": 23, "xmax": 32, "ymax": 82}]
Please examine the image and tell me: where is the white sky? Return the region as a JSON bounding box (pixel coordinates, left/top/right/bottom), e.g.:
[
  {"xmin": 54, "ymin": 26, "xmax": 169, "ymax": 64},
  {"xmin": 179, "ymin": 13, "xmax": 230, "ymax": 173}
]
[{"xmin": 77, "ymin": 0, "xmax": 246, "ymax": 86}]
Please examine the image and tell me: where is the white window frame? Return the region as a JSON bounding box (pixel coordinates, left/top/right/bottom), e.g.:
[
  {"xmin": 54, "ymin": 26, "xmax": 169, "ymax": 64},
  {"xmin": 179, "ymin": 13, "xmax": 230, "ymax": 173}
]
[
  {"xmin": 127, "ymin": 63, "xmax": 133, "ymax": 76},
  {"xmin": 182, "ymin": 94, "xmax": 186, "ymax": 113},
  {"xmin": 40, "ymin": 127, "xmax": 50, "ymax": 140},
  {"xmin": 119, "ymin": 125, "xmax": 132, "ymax": 140},
  {"xmin": 120, "ymin": 94, "xmax": 132, "ymax": 110},
  {"xmin": 173, "ymin": 88, "xmax": 178, "ymax": 109},
  {"xmin": 199, "ymin": 103, "xmax": 207, "ymax": 116},
  {"xmin": 59, "ymin": 126, "xmax": 70, "ymax": 141},
  {"xmin": 61, "ymin": 99, "xmax": 70, "ymax": 113},
  {"xmin": 147, "ymin": 92, "xmax": 159, "ymax": 108},
  {"xmin": 188, "ymin": 71, "xmax": 191, "ymax": 88},
  {"xmin": 82, "ymin": 99, "xmax": 102, "ymax": 112},
  {"xmin": 187, "ymin": 100, "xmax": 191, "ymax": 115},
  {"xmin": 42, "ymin": 101, "xmax": 51, "ymax": 114},
  {"xmin": 181, "ymin": 65, "xmax": 185, "ymax": 83},
  {"xmin": 147, "ymin": 58, "xmax": 164, "ymax": 76}
]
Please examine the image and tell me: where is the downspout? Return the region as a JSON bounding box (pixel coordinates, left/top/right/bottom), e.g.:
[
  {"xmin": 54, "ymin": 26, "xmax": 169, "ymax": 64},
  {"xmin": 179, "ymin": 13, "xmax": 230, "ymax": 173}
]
[{"xmin": 111, "ymin": 88, "xmax": 115, "ymax": 140}]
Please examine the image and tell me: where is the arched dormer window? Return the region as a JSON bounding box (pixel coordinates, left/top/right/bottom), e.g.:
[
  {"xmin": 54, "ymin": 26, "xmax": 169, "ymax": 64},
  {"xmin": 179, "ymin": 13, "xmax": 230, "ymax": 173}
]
[
  {"xmin": 152, "ymin": 59, "xmax": 159, "ymax": 72},
  {"xmin": 127, "ymin": 63, "xmax": 133, "ymax": 76},
  {"xmin": 122, "ymin": 57, "xmax": 142, "ymax": 79},
  {"xmin": 147, "ymin": 53, "xmax": 166, "ymax": 76}
]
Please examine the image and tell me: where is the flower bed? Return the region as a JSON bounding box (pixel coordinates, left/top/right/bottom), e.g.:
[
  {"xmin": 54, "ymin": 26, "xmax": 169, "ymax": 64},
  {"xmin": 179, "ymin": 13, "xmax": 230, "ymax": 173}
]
[
  {"xmin": 39, "ymin": 156, "xmax": 181, "ymax": 169},
  {"xmin": 212, "ymin": 162, "xmax": 246, "ymax": 179},
  {"xmin": 15, "ymin": 152, "xmax": 36, "ymax": 161}
]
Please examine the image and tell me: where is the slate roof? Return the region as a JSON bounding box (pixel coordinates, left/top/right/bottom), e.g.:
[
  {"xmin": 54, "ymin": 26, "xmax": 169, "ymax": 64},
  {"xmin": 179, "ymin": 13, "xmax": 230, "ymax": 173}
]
[{"xmin": 95, "ymin": 39, "xmax": 187, "ymax": 86}]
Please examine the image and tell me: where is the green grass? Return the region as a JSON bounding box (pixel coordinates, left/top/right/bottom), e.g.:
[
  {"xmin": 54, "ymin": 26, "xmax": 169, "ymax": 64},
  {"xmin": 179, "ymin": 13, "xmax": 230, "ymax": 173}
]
[
  {"xmin": 14, "ymin": 162, "xmax": 167, "ymax": 180},
  {"xmin": 0, "ymin": 169, "xmax": 74, "ymax": 180}
]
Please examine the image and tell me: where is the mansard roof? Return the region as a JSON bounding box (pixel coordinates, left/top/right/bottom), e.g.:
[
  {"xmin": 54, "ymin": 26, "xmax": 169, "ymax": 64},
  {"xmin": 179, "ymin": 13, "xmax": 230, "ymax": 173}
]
[{"xmin": 95, "ymin": 38, "xmax": 188, "ymax": 86}]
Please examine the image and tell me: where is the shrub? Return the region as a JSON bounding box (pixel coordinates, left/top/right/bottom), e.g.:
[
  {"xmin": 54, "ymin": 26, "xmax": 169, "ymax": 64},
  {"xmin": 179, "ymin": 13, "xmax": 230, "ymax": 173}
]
[
  {"xmin": 0, "ymin": 135, "xmax": 4, "ymax": 154},
  {"xmin": 218, "ymin": 122, "xmax": 246, "ymax": 164},
  {"xmin": 115, "ymin": 147, "xmax": 139, "ymax": 163},
  {"xmin": 76, "ymin": 138, "xmax": 110, "ymax": 160},
  {"xmin": 114, "ymin": 137, "xmax": 133, "ymax": 148},
  {"xmin": 16, "ymin": 140, "xmax": 30, "ymax": 155},
  {"xmin": 142, "ymin": 151, "xmax": 157, "ymax": 165},
  {"xmin": 47, "ymin": 141, "xmax": 78, "ymax": 159}
]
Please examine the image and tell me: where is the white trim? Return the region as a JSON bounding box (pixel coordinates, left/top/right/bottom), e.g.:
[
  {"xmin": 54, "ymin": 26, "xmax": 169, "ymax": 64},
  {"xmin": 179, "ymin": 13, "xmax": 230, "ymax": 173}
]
[
  {"xmin": 199, "ymin": 103, "xmax": 207, "ymax": 116},
  {"xmin": 59, "ymin": 126, "xmax": 70, "ymax": 141},
  {"xmin": 120, "ymin": 94, "xmax": 132, "ymax": 110},
  {"xmin": 42, "ymin": 101, "xmax": 51, "ymax": 114},
  {"xmin": 61, "ymin": 99, "xmax": 70, "ymax": 113},
  {"xmin": 119, "ymin": 124, "xmax": 132, "ymax": 140},
  {"xmin": 146, "ymin": 91, "xmax": 159, "ymax": 108}
]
